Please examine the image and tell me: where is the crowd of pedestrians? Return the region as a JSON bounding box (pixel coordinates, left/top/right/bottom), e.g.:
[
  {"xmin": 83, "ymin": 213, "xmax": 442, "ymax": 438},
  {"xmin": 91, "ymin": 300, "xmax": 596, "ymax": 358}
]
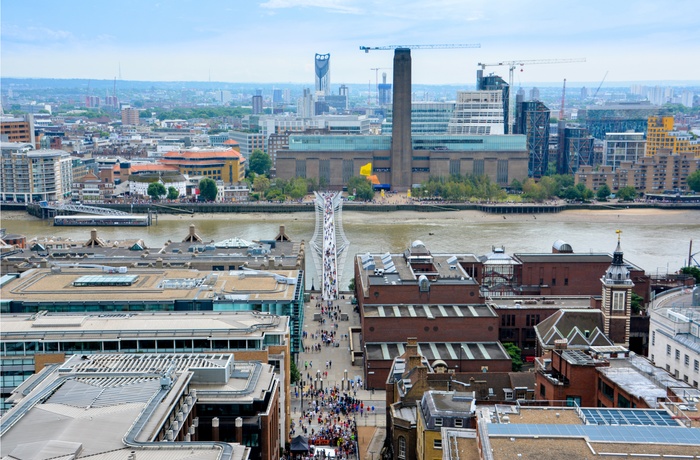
[{"xmin": 319, "ymin": 192, "xmax": 340, "ymax": 301}]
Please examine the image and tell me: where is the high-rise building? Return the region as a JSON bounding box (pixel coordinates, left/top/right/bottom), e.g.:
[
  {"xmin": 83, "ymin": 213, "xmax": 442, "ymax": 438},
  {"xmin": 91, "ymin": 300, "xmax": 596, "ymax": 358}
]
[
  {"xmin": 558, "ymin": 124, "xmax": 595, "ymax": 174},
  {"xmin": 0, "ymin": 147, "xmax": 73, "ymax": 202},
  {"xmin": 530, "ymin": 87, "xmax": 541, "ymax": 101},
  {"xmin": 378, "ymin": 72, "xmax": 392, "ymax": 106},
  {"xmin": 0, "ymin": 114, "xmax": 36, "ymax": 147},
  {"xmin": 252, "ymin": 94, "xmax": 263, "ymax": 114},
  {"xmin": 121, "ymin": 106, "xmax": 140, "ymax": 126},
  {"xmin": 477, "ymin": 71, "xmax": 510, "ymax": 133},
  {"xmin": 515, "ymin": 100, "xmax": 551, "ymax": 178},
  {"xmin": 314, "ymin": 53, "xmax": 331, "ymax": 96},
  {"xmin": 448, "ymin": 90, "xmax": 505, "ymax": 135},
  {"xmin": 603, "ymin": 132, "xmax": 645, "ymax": 169},
  {"xmin": 297, "ymin": 88, "xmax": 315, "ymax": 118},
  {"xmin": 646, "ymin": 116, "xmax": 700, "ymax": 157},
  {"xmin": 272, "ymin": 88, "xmax": 283, "ymax": 106}
]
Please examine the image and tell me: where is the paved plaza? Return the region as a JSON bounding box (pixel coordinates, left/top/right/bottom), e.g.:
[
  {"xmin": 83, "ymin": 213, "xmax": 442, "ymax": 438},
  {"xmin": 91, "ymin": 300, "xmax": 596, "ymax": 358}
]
[{"xmin": 289, "ymin": 293, "xmax": 386, "ymax": 459}]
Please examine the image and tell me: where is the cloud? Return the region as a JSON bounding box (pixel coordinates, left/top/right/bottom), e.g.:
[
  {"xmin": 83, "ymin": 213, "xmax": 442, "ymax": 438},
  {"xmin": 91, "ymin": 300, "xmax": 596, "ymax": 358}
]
[
  {"xmin": 1, "ymin": 25, "xmax": 74, "ymax": 44},
  {"xmin": 259, "ymin": 0, "xmax": 363, "ymax": 14}
]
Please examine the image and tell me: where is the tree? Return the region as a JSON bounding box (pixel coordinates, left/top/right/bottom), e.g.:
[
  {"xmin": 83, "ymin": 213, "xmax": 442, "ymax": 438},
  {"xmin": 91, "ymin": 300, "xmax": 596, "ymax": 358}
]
[
  {"xmin": 198, "ymin": 178, "xmax": 218, "ymax": 201},
  {"xmin": 147, "ymin": 182, "xmax": 166, "ymax": 200},
  {"xmin": 167, "ymin": 186, "xmax": 180, "ymax": 200},
  {"xmin": 596, "ymin": 184, "xmax": 612, "ymax": 201},
  {"xmin": 510, "ymin": 178, "xmax": 523, "ymax": 192},
  {"xmin": 253, "ymin": 175, "xmax": 271, "ymax": 194},
  {"xmin": 630, "ymin": 293, "xmax": 645, "ymax": 315},
  {"xmin": 348, "ymin": 277, "xmax": 355, "ymax": 292},
  {"xmin": 248, "ymin": 150, "xmax": 272, "ymax": 176},
  {"xmin": 561, "ymin": 185, "xmax": 582, "ymax": 201},
  {"xmin": 687, "ymin": 170, "xmax": 700, "ymax": 192},
  {"xmin": 616, "ymin": 185, "xmax": 638, "ymax": 201},
  {"xmin": 290, "ymin": 360, "xmax": 301, "ymax": 385},
  {"xmin": 680, "ymin": 266, "xmax": 700, "ymax": 284},
  {"xmin": 575, "ymin": 183, "xmax": 593, "ymax": 201},
  {"xmin": 502, "ymin": 342, "xmax": 523, "ymax": 372},
  {"xmin": 347, "ymin": 176, "xmax": 374, "ymax": 201}
]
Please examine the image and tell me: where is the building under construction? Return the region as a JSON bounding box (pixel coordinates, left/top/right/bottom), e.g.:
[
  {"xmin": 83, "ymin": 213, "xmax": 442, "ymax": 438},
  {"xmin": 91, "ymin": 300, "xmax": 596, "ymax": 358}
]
[{"xmin": 515, "ymin": 100, "xmax": 551, "ymax": 178}]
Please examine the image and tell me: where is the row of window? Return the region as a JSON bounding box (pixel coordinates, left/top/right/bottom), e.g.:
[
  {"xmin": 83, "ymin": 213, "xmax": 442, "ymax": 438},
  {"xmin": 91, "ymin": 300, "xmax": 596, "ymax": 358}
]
[
  {"xmin": 0, "ymin": 338, "xmax": 277, "ymax": 356},
  {"xmin": 500, "ymin": 314, "xmax": 541, "ymax": 327}
]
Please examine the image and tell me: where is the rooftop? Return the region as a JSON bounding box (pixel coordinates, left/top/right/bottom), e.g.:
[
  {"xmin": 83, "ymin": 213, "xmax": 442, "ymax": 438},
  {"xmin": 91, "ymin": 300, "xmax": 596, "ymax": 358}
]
[
  {"xmin": 599, "ymin": 353, "xmax": 693, "ymax": 408},
  {"xmin": 365, "ymin": 341, "xmax": 509, "ymax": 362},
  {"xmin": 1, "ymin": 267, "xmax": 300, "ymax": 303},
  {"xmin": 1, "ymin": 353, "xmax": 268, "ymax": 460},
  {"xmin": 362, "ymin": 304, "xmax": 496, "ymax": 319},
  {"xmin": 479, "ymin": 405, "xmax": 700, "ymax": 458},
  {"xmin": 0, "ymin": 310, "xmax": 288, "ymax": 341}
]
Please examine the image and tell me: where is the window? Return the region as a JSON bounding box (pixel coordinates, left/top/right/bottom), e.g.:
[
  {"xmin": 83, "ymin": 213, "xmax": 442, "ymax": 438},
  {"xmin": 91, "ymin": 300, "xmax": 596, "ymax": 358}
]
[
  {"xmin": 501, "ymin": 314, "xmax": 515, "ymax": 327},
  {"xmin": 694, "ymin": 360, "xmax": 699, "ymax": 371},
  {"xmin": 564, "ymin": 278, "xmax": 569, "ymax": 286},
  {"xmin": 434, "ymin": 418, "xmax": 443, "ymax": 427},
  {"xmin": 433, "ymin": 439, "xmax": 442, "ymax": 450},
  {"xmin": 551, "ymin": 278, "xmax": 556, "ymax": 286},
  {"xmin": 685, "ymin": 354, "xmax": 690, "ymax": 366},
  {"xmin": 612, "ymin": 291, "xmax": 625, "ymax": 311},
  {"xmin": 617, "ymin": 394, "xmax": 631, "ymax": 408},
  {"xmin": 455, "ymin": 419, "xmax": 464, "ymax": 428},
  {"xmin": 398, "ymin": 436, "xmax": 406, "ymax": 459},
  {"xmin": 652, "ymin": 331, "xmax": 655, "ymax": 346},
  {"xmin": 566, "ymin": 396, "xmax": 581, "ymax": 407},
  {"xmin": 676, "ymin": 349, "xmax": 681, "ymax": 361},
  {"xmin": 526, "ymin": 314, "xmax": 540, "ymax": 327},
  {"xmin": 599, "ymin": 381, "xmax": 614, "ymax": 400},
  {"xmin": 540, "ymin": 385, "xmax": 546, "ymax": 397},
  {"xmin": 667, "ymin": 345, "xmax": 672, "ymax": 356}
]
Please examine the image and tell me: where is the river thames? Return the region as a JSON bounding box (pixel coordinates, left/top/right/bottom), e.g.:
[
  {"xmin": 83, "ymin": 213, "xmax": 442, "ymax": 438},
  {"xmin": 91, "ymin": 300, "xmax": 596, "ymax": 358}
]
[{"xmin": 2, "ymin": 208, "xmax": 698, "ymax": 290}]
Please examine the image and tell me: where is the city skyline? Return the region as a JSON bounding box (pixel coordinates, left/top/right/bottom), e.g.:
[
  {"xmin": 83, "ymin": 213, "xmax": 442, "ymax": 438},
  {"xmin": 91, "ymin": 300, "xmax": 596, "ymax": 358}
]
[{"xmin": 1, "ymin": 0, "xmax": 699, "ymax": 86}]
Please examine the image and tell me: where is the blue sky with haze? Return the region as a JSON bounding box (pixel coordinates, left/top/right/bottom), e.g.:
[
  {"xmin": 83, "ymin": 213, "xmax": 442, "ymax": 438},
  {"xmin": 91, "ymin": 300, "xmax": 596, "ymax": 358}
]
[{"xmin": 2, "ymin": 0, "xmax": 698, "ymax": 85}]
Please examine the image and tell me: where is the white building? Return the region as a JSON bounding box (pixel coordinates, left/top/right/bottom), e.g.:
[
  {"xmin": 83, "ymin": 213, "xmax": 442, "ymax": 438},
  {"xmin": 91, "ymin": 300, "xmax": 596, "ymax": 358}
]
[
  {"xmin": 448, "ymin": 90, "xmax": 505, "ymax": 135},
  {"xmin": 648, "ymin": 287, "xmax": 700, "ymax": 388},
  {"xmin": 603, "ymin": 132, "xmax": 646, "ymax": 170},
  {"xmin": 0, "ymin": 145, "xmax": 73, "ymax": 202}
]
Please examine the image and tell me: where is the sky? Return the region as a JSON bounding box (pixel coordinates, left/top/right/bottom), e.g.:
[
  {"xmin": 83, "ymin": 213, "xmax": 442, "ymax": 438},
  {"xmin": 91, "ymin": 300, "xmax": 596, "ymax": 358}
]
[{"xmin": 1, "ymin": 0, "xmax": 699, "ymax": 86}]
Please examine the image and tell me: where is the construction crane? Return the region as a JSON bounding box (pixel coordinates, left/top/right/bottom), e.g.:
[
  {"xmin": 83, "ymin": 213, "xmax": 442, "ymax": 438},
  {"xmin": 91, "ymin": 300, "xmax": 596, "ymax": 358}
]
[
  {"xmin": 477, "ymin": 58, "xmax": 585, "ymax": 131},
  {"xmin": 477, "ymin": 58, "xmax": 586, "ymax": 98},
  {"xmin": 593, "ymin": 70, "xmax": 609, "ymax": 98},
  {"xmin": 360, "ymin": 44, "xmax": 481, "ymax": 53}
]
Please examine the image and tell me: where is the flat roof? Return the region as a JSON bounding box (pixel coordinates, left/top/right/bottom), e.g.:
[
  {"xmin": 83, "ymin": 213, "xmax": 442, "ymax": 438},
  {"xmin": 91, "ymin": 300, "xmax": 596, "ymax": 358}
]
[
  {"xmin": 365, "ymin": 342, "xmax": 509, "ymax": 362},
  {"xmin": 491, "ymin": 297, "xmax": 594, "ymax": 309},
  {"xmin": 482, "ymin": 406, "xmax": 700, "ymax": 456},
  {"xmin": 423, "ymin": 391, "xmax": 475, "ymax": 416},
  {"xmin": 598, "ymin": 354, "xmax": 693, "ymax": 408},
  {"xmin": 1, "ymin": 267, "xmax": 300, "ymax": 303},
  {"xmin": 363, "ymin": 304, "xmax": 496, "ymax": 318},
  {"xmin": 0, "ymin": 311, "xmax": 288, "ymax": 341},
  {"xmin": 1, "ymin": 353, "xmax": 264, "ymax": 460},
  {"xmin": 514, "ymin": 253, "xmax": 644, "ymax": 271},
  {"xmin": 357, "ymin": 252, "xmax": 479, "ymax": 286}
]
